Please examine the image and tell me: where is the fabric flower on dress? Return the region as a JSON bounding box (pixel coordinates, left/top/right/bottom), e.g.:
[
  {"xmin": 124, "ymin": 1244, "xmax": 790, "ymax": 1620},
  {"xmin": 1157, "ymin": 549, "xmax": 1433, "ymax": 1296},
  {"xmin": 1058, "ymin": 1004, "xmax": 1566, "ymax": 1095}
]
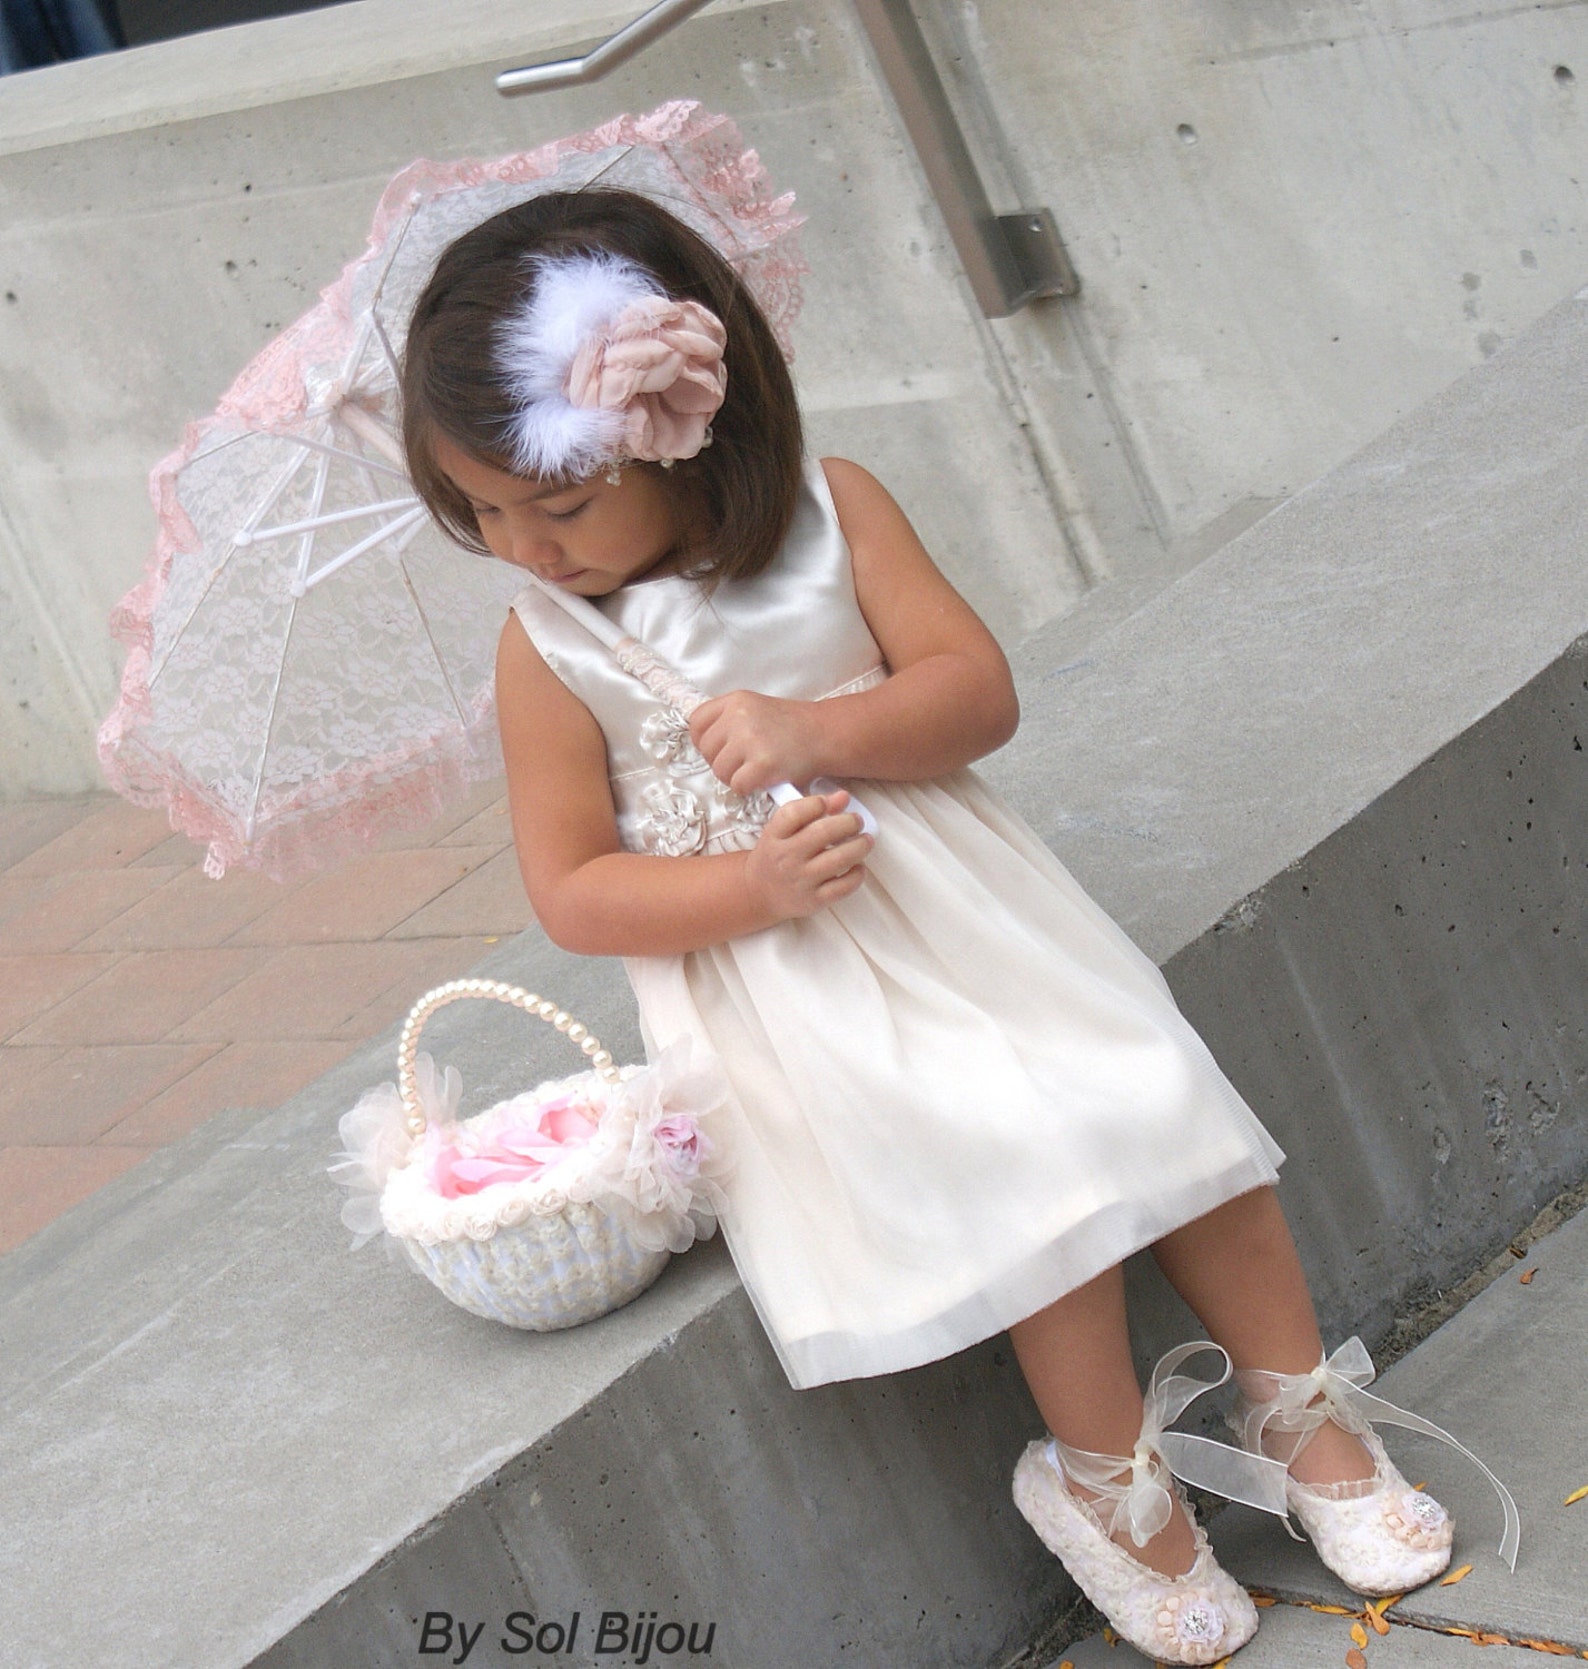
[
  {"xmin": 639, "ymin": 707, "xmax": 702, "ymax": 773},
  {"xmin": 637, "ymin": 779, "xmax": 707, "ymax": 856}
]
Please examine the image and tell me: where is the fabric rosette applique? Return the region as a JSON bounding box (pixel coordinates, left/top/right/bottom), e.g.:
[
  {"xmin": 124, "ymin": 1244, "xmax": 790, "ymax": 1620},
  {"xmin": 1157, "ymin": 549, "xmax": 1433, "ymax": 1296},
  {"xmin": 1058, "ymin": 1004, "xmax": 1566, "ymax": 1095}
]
[
  {"xmin": 497, "ymin": 252, "xmax": 729, "ymax": 481},
  {"xmin": 566, "ymin": 292, "xmax": 727, "ymax": 465},
  {"xmin": 636, "ymin": 778, "xmax": 708, "ymax": 857}
]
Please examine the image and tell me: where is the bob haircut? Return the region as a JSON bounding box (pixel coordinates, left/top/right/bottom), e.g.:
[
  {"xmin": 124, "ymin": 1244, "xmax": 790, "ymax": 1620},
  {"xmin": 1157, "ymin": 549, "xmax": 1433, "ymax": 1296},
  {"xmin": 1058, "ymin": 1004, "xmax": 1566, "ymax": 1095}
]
[{"xmin": 401, "ymin": 187, "xmax": 804, "ymax": 586}]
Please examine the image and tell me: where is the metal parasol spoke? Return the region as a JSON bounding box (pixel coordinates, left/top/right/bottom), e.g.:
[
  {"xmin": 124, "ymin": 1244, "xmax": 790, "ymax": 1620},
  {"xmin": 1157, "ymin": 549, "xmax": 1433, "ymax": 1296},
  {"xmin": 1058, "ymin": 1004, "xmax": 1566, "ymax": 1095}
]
[
  {"xmin": 240, "ymin": 496, "xmax": 421, "ymax": 545},
  {"xmin": 297, "ymin": 505, "xmax": 428, "ymax": 595}
]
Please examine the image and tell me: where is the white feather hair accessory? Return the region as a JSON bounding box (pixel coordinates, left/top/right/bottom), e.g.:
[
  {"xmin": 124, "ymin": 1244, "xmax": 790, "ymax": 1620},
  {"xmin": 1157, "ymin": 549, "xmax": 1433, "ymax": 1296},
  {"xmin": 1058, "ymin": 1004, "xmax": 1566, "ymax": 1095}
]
[{"xmin": 495, "ymin": 251, "xmax": 729, "ymax": 480}]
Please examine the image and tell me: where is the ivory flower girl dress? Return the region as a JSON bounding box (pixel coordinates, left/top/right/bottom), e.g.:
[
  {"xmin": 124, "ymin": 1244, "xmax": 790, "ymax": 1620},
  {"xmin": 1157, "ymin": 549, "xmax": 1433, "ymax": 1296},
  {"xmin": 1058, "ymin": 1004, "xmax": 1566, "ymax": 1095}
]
[{"xmin": 510, "ymin": 459, "xmax": 1284, "ymax": 1391}]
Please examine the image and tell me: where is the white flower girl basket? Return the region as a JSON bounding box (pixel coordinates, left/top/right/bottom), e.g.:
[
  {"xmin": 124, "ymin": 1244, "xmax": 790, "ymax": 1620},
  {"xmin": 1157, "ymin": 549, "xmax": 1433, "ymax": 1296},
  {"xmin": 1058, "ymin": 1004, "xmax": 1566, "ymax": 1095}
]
[{"xmin": 330, "ymin": 978, "xmax": 732, "ymax": 1330}]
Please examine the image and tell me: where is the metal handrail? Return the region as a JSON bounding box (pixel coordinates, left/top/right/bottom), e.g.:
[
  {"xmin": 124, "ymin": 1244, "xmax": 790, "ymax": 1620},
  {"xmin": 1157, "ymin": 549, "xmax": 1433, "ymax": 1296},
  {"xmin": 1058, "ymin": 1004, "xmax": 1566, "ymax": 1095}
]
[
  {"xmin": 494, "ymin": 0, "xmax": 1076, "ymax": 318},
  {"xmin": 495, "ymin": 0, "xmax": 714, "ymax": 96}
]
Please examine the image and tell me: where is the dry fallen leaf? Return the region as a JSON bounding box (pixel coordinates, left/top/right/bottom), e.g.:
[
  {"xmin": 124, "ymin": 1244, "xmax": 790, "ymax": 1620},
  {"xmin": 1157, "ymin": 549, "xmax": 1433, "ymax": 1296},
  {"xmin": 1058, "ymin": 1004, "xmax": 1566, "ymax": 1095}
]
[
  {"xmin": 1478, "ymin": 1632, "xmax": 1511, "ymax": 1645},
  {"xmin": 1346, "ymin": 1649, "xmax": 1368, "ymax": 1669},
  {"xmin": 1253, "ymin": 1595, "xmax": 1279, "ymax": 1609},
  {"xmin": 1520, "ymin": 1267, "xmax": 1538, "ymax": 1285},
  {"xmin": 1368, "ymin": 1610, "xmax": 1391, "ymax": 1636},
  {"xmin": 1440, "ymin": 1562, "xmax": 1474, "ymax": 1586},
  {"xmin": 1351, "ymin": 1622, "xmax": 1370, "ymax": 1649},
  {"xmin": 1311, "ymin": 1603, "xmax": 1359, "ymax": 1616},
  {"xmin": 1102, "ymin": 1625, "xmax": 1117, "ymax": 1646},
  {"xmin": 1564, "ymin": 1483, "xmax": 1588, "ymax": 1506},
  {"xmin": 1517, "ymin": 1640, "xmax": 1574, "ymax": 1656}
]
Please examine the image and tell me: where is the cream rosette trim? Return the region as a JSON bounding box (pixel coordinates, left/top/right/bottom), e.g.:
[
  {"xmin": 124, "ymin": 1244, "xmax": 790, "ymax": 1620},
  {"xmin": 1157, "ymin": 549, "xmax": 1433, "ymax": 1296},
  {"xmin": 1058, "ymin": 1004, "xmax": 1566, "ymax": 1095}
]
[
  {"xmin": 496, "ymin": 252, "xmax": 728, "ymax": 481},
  {"xmin": 330, "ymin": 1039, "xmax": 732, "ymax": 1253},
  {"xmin": 329, "ymin": 1053, "xmax": 455, "ymax": 1250}
]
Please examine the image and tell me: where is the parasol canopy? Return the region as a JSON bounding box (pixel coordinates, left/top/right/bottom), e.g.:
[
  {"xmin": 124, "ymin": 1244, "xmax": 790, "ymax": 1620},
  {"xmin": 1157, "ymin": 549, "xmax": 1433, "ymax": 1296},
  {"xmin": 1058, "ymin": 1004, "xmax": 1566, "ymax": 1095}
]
[{"xmin": 98, "ymin": 100, "xmax": 805, "ymax": 879}]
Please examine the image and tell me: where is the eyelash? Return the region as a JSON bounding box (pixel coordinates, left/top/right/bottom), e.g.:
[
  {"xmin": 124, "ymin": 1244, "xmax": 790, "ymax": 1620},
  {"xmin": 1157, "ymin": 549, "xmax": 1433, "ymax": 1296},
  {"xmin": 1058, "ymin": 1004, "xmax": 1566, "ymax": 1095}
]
[{"xmin": 471, "ymin": 501, "xmax": 588, "ymax": 522}]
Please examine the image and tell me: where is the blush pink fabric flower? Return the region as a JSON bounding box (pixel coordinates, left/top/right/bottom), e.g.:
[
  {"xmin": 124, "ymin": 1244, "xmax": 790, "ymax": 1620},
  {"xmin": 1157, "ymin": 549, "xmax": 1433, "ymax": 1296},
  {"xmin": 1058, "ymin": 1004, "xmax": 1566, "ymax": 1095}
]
[
  {"xmin": 428, "ymin": 1093, "xmax": 603, "ymax": 1197},
  {"xmin": 652, "ymin": 1115, "xmax": 704, "ymax": 1180},
  {"xmin": 565, "ymin": 295, "xmax": 728, "ymax": 463}
]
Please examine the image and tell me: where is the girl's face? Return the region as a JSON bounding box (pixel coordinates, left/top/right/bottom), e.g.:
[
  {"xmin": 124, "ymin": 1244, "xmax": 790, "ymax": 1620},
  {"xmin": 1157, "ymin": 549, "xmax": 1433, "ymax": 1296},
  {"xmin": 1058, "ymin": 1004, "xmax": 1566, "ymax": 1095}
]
[{"xmin": 434, "ymin": 435, "xmax": 697, "ymax": 596}]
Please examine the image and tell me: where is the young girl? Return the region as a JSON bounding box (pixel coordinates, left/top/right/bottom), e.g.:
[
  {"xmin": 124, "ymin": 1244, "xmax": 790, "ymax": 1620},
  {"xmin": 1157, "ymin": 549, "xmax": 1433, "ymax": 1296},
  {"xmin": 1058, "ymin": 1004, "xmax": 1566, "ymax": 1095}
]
[{"xmin": 399, "ymin": 186, "xmax": 1511, "ymax": 1665}]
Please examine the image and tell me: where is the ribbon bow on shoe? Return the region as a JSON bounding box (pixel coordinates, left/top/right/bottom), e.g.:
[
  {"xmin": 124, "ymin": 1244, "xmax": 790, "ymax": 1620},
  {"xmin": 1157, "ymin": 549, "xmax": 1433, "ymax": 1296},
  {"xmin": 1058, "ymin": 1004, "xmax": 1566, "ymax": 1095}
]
[
  {"xmin": 1014, "ymin": 1343, "xmax": 1290, "ymax": 1666},
  {"xmin": 1234, "ymin": 1336, "xmax": 1521, "ymax": 1594}
]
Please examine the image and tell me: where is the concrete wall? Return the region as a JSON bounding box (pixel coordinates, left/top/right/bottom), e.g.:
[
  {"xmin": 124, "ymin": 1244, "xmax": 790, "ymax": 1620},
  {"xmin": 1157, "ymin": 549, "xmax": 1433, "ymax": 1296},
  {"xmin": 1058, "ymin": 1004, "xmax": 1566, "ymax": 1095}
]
[{"xmin": 3, "ymin": 0, "xmax": 1587, "ymax": 793}]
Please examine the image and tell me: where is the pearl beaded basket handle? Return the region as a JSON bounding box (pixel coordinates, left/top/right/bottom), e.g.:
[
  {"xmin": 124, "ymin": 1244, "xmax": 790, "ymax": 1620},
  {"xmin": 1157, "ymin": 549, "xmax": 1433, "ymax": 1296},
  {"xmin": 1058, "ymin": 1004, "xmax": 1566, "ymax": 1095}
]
[{"xmin": 397, "ymin": 978, "xmax": 622, "ymax": 1137}]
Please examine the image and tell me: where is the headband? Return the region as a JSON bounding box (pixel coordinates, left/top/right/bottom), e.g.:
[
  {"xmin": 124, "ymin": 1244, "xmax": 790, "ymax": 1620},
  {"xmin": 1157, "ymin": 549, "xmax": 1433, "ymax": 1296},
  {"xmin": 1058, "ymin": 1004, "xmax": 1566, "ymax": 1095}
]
[{"xmin": 494, "ymin": 252, "xmax": 728, "ymax": 480}]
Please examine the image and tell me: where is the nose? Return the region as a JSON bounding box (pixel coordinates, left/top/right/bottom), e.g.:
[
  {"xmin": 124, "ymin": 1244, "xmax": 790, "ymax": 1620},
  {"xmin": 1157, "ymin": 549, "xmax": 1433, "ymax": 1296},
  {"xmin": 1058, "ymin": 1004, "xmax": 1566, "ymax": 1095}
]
[{"xmin": 506, "ymin": 522, "xmax": 562, "ymax": 577}]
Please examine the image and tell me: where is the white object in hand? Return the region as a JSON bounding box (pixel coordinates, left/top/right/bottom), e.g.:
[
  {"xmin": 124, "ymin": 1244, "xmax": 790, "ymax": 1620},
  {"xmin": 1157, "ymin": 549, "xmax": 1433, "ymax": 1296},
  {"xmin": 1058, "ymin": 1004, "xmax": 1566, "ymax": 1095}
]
[{"xmin": 768, "ymin": 778, "xmax": 878, "ymax": 838}]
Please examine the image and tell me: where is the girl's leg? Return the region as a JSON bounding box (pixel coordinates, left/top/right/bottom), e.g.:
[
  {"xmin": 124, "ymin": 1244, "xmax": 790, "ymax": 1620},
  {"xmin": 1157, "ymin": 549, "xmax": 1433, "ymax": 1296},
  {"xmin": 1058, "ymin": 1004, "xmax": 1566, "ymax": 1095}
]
[
  {"xmin": 1150, "ymin": 1187, "xmax": 1373, "ymax": 1485},
  {"xmin": 1009, "ymin": 1263, "xmax": 1199, "ymax": 1575}
]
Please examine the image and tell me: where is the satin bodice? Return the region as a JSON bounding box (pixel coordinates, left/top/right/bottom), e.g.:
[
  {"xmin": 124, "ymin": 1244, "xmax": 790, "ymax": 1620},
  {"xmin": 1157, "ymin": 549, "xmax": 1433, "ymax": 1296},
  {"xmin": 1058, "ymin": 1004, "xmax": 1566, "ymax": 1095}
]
[{"xmin": 510, "ymin": 460, "xmax": 887, "ymax": 857}]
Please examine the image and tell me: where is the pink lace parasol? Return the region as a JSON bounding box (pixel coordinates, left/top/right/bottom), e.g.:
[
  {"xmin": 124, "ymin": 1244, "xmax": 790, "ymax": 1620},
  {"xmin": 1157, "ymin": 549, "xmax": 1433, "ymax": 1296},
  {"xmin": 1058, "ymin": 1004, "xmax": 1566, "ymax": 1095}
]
[{"xmin": 97, "ymin": 100, "xmax": 807, "ymax": 880}]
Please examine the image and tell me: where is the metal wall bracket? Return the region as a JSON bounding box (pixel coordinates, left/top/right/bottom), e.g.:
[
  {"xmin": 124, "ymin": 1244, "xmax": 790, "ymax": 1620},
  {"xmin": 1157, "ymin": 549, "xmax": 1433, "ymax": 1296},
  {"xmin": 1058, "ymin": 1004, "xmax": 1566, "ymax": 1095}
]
[
  {"xmin": 850, "ymin": 0, "xmax": 1076, "ymax": 317},
  {"xmin": 494, "ymin": 0, "xmax": 1077, "ymax": 317}
]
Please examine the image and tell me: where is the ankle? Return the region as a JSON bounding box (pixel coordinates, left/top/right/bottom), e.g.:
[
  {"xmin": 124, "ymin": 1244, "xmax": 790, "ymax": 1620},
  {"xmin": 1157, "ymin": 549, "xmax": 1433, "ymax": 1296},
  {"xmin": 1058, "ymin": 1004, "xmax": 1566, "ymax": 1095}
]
[
  {"xmin": 1054, "ymin": 1449, "xmax": 1200, "ymax": 1578},
  {"xmin": 1233, "ymin": 1368, "xmax": 1376, "ymax": 1487}
]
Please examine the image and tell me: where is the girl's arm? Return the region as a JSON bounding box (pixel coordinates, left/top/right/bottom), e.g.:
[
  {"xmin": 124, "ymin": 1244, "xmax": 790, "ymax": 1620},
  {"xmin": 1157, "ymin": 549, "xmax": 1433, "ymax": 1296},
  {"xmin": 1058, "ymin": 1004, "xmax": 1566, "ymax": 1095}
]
[
  {"xmin": 496, "ymin": 619, "xmax": 871, "ymax": 956},
  {"xmin": 688, "ymin": 457, "xmax": 1020, "ymax": 794}
]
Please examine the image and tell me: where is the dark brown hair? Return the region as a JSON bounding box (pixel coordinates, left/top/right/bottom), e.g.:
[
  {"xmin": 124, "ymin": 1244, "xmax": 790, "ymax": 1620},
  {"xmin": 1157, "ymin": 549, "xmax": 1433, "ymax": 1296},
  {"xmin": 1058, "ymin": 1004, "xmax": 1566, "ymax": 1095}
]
[{"xmin": 401, "ymin": 188, "xmax": 803, "ymax": 585}]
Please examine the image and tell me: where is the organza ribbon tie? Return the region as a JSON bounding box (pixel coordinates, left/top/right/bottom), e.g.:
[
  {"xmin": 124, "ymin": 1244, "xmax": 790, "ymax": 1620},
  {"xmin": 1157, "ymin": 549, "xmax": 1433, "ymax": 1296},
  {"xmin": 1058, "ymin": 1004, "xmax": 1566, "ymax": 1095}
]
[
  {"xmin": 1049, "ymin": 1342, "xmax": 1291, "ymax": 1549},
  {"xmin": 1246, "ymin": 1336, "xmax": 1521, "ymax": 1571}
]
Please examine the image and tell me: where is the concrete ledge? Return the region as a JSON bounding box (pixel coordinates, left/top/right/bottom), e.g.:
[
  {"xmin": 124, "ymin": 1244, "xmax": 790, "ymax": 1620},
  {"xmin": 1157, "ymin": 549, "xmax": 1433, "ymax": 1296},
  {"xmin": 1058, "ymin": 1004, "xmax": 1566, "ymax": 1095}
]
[{"xmin": 5, "ymin": 290, "xmax": 1588, "ymax": 1666}]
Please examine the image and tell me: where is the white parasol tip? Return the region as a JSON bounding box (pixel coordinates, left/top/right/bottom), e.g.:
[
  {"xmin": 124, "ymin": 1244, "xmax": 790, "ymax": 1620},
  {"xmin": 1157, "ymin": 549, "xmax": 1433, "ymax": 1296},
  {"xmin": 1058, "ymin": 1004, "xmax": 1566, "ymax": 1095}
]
[{"xmin": 232, "ymin": 530, "xmax": 254, "ymax": 547}]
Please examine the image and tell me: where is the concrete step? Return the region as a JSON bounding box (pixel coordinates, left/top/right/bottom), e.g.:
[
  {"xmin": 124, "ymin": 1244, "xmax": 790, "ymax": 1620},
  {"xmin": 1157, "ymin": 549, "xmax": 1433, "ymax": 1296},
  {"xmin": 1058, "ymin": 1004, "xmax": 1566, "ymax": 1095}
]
[{"xmin": 5, "ymin": 281, "xmax": 1587, "ymax": 1666}]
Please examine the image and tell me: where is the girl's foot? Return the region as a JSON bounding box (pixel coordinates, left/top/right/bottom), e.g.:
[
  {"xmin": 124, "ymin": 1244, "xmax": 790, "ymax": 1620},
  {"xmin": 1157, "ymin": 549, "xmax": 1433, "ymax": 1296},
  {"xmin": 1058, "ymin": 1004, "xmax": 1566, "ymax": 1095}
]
[
  {"xmin": 1233, "ymin": 1350, "xmax": 1454, "ymax": 1596},
  {"xmin": 1064, "ymin": 1463, "xmax": 1199, "ymax": 1577},
  {"xmin": 1014, "ymin": 1439, "xmax": 1258, "ymax": 1665}
]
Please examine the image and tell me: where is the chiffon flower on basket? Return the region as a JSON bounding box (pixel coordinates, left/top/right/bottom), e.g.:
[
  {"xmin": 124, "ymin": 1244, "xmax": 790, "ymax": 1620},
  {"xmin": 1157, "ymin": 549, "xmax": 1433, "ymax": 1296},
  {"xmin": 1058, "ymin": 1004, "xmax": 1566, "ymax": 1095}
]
[
  {"xmin": 496, "ymin": 252, "xmax": 728, "ymax": 480},
  {"xmin": 570, "ymin": 1038, "xmax": 734, "ymax": 1254},
  {"xmin": 329, "ymin": 1053, "xmax": 458, "ymax": 1249}
]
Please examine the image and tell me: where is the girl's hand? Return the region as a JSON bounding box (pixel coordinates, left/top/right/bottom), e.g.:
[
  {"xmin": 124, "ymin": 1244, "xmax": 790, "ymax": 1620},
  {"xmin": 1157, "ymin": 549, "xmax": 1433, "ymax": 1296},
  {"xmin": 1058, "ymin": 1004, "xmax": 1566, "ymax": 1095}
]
[
  {"xmin": 745, "ymin": 790, "xmax": 871, "ymax": 920},
  {"xmin": 689, "ymin": 690, "xmax": 824, "ymax": 795}
]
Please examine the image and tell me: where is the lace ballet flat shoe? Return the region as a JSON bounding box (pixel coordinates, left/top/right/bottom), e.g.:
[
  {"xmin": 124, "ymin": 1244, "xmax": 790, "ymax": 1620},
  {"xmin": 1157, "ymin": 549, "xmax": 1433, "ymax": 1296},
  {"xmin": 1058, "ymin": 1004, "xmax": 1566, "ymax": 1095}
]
[
  {"xmin": 1013, "ymin": 1437, "xmax": 1258, "ymax": 1664},
  {"xmin": 1010, "ymin": 1343, "xmax": 1290, "ymax": 1665},
  {"xmin": 1232, "ymin": 1338, "xmax": 1520, "ymax": 1597}
]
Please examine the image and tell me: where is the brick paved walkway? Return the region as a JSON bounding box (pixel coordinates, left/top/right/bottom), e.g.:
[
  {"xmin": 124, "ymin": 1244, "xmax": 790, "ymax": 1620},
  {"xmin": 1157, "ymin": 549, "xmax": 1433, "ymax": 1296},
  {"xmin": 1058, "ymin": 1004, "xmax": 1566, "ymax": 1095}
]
[{"xmin": 0, "ymin": 783, "xmax": 530, "ymax": 1254}]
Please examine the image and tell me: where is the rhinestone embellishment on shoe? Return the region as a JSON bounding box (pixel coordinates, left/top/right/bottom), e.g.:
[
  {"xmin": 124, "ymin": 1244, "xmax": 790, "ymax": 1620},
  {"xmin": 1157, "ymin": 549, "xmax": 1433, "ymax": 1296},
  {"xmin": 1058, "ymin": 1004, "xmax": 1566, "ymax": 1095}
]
[
  {"xmin": 1164, "ymin": 1595, "xmax": 1226, "ymax": 1648},
  {"xmin": 1384, "ymin": 1488, "xmax": 1450, "ymax": 1548}
]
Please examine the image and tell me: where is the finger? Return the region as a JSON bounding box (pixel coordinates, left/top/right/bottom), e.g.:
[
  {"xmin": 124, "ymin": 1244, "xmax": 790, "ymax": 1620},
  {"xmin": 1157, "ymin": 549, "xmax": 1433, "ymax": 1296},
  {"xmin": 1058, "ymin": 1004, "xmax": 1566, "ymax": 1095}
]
[
  {"xmin": 688, "ymin": 696, "xmax": 724, "ymax": 738},
  {"xmin": 808, "ymin": 834, "xmax": 873, "ymax": 879},
  {"xmin": 790, "ymin": 812, "xmax": 868, "ymax": 854},
  {"xmin": 766, "ymin": 791, "xmax": 832, "ymax": 835},
  {"xmin": 814, "ymin": 864, "xmax": 868, "ymax": 903},
  {"xmin": 730, "ymin": 761, "xmax": 779, "ymax": 796}
]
